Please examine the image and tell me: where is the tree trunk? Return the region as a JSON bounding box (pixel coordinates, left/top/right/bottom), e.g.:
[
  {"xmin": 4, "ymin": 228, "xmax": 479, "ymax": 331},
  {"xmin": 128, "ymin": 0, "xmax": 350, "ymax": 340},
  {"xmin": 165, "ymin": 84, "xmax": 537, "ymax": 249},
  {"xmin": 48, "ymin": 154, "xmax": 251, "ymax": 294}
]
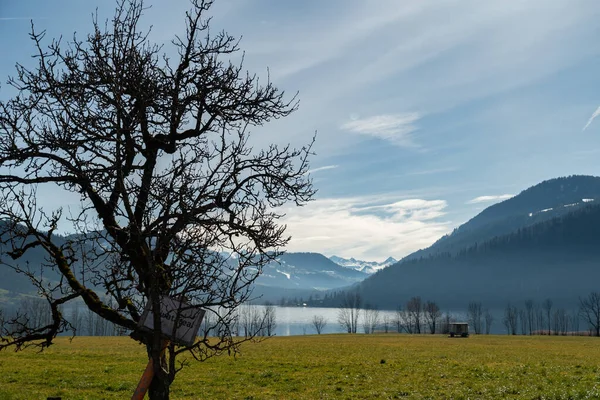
[
  {"xmin": 148, "ymin": 376, "xmax": 170, "ymax": 400},
  {"xmin": 146, "ymin": 339, "xmax": 170, "ymax": 400}
]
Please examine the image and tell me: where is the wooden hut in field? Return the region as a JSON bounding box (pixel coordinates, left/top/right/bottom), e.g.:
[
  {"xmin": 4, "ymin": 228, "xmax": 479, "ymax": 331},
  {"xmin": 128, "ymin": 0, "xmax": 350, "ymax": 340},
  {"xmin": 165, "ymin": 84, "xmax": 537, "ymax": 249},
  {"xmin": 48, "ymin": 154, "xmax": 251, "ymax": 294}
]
[{"xmin": 448, "ymin": 322, "xmax": 469, "ymax": 337}]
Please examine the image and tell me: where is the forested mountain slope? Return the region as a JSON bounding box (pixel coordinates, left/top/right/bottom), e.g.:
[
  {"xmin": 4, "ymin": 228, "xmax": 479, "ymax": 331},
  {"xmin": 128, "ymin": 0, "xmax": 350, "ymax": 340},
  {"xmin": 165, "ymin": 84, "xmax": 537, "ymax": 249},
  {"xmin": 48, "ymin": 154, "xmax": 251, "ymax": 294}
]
[
  {"xmin": 405, "ymin": 175, "xmax": 600, "ymax": 261},
  {"xmin": 357, "ymin": 202, "xmax": 600, "ymax": 309}
]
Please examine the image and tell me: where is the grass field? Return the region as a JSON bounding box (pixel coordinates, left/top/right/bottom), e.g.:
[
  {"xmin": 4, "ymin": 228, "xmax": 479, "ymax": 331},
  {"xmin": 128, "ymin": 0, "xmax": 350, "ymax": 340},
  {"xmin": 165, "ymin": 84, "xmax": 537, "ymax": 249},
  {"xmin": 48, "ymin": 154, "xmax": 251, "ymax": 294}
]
[{"xmin": 1, "ymin": 334, "xmax": 600, "ymax": 399}]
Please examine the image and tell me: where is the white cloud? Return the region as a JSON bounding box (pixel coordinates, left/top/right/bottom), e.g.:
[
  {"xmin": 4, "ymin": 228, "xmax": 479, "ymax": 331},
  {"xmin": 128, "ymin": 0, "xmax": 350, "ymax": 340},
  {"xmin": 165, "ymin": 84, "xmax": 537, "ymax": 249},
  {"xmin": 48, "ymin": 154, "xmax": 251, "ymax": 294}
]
[
  {"xmin": 583, "ymin": 105, "xmax": 600, "ymax": 131},
  {"xmin": 280, "ymin": 195, "xmax": 451, "ymax": 260},
  {"xmin": 467, "ymin": 194, "xmax": 514, "ymax": 204},
  {"xmin": 340, "ymin": 113, "xmax": 420, "ymax": 146}
]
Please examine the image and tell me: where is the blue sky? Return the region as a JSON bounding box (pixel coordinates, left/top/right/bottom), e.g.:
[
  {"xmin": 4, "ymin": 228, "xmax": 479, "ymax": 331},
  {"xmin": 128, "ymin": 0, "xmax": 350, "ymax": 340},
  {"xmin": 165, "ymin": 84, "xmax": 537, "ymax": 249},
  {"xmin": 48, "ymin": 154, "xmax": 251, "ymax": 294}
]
[{"xmin": 2, "ymin": 0, "xmax": 600, "ymax": 261}]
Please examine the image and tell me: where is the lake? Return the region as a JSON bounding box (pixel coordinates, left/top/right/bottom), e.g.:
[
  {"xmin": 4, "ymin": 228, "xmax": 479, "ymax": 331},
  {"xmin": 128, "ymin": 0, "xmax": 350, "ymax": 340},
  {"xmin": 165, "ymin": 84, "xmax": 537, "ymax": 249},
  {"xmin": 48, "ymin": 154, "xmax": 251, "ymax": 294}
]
[
  {"xmin": 259, "ymin": 305, "xmax": 468, "ymax": 336},
  {"xmin": 252, "ymin": 305, "xmax": 584, "ymax": 336}
]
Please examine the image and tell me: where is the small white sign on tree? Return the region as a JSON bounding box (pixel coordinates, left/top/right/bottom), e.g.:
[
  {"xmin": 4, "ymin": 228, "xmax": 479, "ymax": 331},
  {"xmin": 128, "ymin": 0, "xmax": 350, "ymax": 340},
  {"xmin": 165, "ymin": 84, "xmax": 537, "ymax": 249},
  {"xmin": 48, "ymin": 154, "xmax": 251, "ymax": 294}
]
[{"xmin": 139, "ymin": 295, "xmax": 205, "ymax": 346}]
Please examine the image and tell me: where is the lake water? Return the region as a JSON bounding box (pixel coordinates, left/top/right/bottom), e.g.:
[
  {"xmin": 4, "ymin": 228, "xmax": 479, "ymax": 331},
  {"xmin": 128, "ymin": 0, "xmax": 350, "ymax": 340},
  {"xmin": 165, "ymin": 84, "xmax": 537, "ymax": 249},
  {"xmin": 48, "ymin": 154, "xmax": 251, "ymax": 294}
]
[
  {"xmin": 263, "ymin": 306, "xmax": 468, "ymax": 336},
  {"xmin": 269, "ymin": 306, "xmax": 587, "ymax": 336},
  {"xmin": 60, "ymin": 303, "xmax": 578, "ymax": 337},
  {"xmin": 273, "ymin": 305, "xmax": 361, "ymax": 335}
]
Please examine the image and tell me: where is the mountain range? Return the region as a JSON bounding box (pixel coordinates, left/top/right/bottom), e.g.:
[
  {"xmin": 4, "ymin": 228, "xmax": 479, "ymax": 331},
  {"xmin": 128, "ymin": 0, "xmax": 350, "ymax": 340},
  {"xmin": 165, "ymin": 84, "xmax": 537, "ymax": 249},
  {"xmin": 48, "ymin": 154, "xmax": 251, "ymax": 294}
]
[
  {"xmin": 0, "ymin": 230, "xmax": 395, "ymax": 303},
  {"xmin": 329, "ymin": 256, "xmax": 398, "ymax": 274},
  {"xmin": 255, "ymin": 252, "xmax": 371, "ymax": 290},
  {"xmin": 330, "ymin": 175, "xmax": 600, "ymax": 310},
  {"xmin": 3, "ymin": 175, "xmax": 600, "ymax": 312}
]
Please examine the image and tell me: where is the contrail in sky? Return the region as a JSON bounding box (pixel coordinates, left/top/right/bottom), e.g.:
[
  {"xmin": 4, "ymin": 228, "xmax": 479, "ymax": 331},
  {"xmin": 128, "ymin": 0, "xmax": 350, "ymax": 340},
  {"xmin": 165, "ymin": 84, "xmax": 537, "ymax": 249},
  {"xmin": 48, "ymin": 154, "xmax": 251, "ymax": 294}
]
[{"xmin": 583, "ymin": 105, "xmax": 600, "ymax": 131}]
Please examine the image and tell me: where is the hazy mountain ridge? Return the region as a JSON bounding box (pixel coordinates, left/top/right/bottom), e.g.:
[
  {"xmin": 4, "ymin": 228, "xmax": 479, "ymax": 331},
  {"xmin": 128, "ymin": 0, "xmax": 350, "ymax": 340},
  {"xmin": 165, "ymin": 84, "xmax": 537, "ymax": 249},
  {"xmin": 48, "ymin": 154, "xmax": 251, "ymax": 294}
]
[
  {"xmin": 0, "ymin": 245, "xmax": 370, "ymax": 299},
  {"xmin": 0, "ymin": 226, "xmax": 73, "ymax": 294}
]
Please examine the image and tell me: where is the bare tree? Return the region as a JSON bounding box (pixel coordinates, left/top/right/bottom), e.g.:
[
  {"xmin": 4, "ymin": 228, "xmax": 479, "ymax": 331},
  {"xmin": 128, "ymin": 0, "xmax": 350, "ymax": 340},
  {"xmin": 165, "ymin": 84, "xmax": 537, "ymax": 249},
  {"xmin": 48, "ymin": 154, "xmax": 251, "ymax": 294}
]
[
  {"xmin": 406, "ymin": 296, "xmax": 423, "ymax": 334},
  {"xmin": 200, "ymin": 310, "xmax": 215, "ymax": 337},
  {"xmin": 424, "ymin": 300, "xmax": 441, "ymax": 334},
  {"xmin": 524, "ymin": 299, "xmax": 534, "ymax": 335},
  {"xmin": 84, "ymin": 309, "xmax": 94, "ymax": 336},
  {"xmin": 467, "ymin": 301, "xmax": 483, "ymax": 334},
  {"xmin": 543, "ymin": 299, "xmax": 553, "ymax": 335},
  {"xmin": 0, "ymin": 306, "xmax": 5, "ymax": 333},
  {"xmin": 338, "ymin": 308, "xmax": 352, "ymax": 333},
  {"xmin": 229, "ymin": 310, "xmax": 240, "ymax": 337},
  {"xmin": 552, "ymin": 309, "xmax": 559, "ymax": 335},
  {"xmin": 239, "ymin": 304, "xmax": 264, "ymax": 339},
  {"xmin": 535, "ymin": 305, "xmax": 545, "ymax": 335},
  {"xmin": 394, "ymin": 307, "xmax": 407, "ymax": 333},
  {"xmin": 17, "ymin": 298, "xmax": 52, "ymax": 330},
  {"xmin": 84, "ymin": 307, "xmax": 106, "ymax": 336},
  {"xmin": 503, "ymin": 303, "xmax": 518, "ymax": 335},
  {"xmin": 440, "ymin": 311, "xmax": 453, "ymax": 335},
  {"xmin": 69, "ymin": 305, "xmax": 82, "ymax": 336},
  {"xmin": 382, "ymin": 314, "xmax": 391, "ymax": 333},
  {"xmin": 338, "ymin": 291, "xmax": 361, "ymax": 334},
  {"xmin": 0, "ymin": 1, "xmax": 314, "ymax": 398},
  {"xmin": 301, "ymin": 324, "xmax": 308, "ymax": 335},
  {"xmin": 261, "ymin": 303, "xmax": 277, "ymax": 337},
  {"xmin": 570, "ymin": 310, "xmax": 580, "ymax": 334},
  {"xmin": 484, "ymin": 309, "xmax": 494, "ymax": 335},
  {"xmin": 519, "ymin": 309, "xmax": 527, "ymax": 335},
  {"xmin": 362, "ymin": 305, "xmax": 380, "ymax": 334},
  {"xmin": 553, "ymin": 308, "xmax": 568, "ymax": 336},
  {"xmin": 579, "ymin": 292, "xmax": 600, "ymax": 337},
  {"xmin": 311, "ymin": 315, "xmax": 327, "ymax": 335}
]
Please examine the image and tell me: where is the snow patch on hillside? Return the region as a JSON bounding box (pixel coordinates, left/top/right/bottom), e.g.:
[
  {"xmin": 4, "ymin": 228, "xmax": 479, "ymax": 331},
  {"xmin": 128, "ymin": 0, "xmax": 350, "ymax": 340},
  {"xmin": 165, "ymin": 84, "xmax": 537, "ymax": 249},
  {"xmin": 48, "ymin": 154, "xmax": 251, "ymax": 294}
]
[
  {"xmin": 529, "ymin": 198, "xmax": 596, "ymax": 218},
  {"xmin": 276, "ymin": 270, "xmax": 291, "ymax": 280}
]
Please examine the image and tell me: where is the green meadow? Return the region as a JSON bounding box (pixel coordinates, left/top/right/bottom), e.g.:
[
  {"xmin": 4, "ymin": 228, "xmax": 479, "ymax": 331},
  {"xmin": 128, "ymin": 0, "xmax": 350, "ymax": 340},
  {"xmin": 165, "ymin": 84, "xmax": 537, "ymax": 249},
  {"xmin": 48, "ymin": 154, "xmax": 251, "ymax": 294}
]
[{"xmin": 1, "ymin": 334, "xmax": 599, "ymax": 399}]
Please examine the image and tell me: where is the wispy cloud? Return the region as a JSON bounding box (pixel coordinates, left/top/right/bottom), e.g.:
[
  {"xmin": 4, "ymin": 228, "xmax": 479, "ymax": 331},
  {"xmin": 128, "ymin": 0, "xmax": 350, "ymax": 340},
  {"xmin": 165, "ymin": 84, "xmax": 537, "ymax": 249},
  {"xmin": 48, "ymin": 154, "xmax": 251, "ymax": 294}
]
[
  {"xmin": 583, "ymin": 105, "xmax": 600, "ymax": 131},
  {"xmin": 307, "ymin": 165, "xmax": 338, "ymax": 174},
  {"xmin": 204, "ymin": 0, "xmax": 600, "ymax": 157},
  {"xmin": 340, "ymin": 113, "xmax": 420, "ymax": 147},
  {"xmin": 467, "ymin": 194, "xmax": 514, "ymax": 204},
  {"xmin": 0, "ymin": 17, "xmax": 44, "ymax": 21},
  {"xmin": 405, "ymin": 166, "xmax": 459, "ymax": 176},
  {"xmin": 280, "ymin": 195, "xmax": 451, "ymax": 260},
  {"xmin": 243, "ymin": 0, "xmax": 423, "ymax": 80},
  {"xmin": 352, "ymin": 199, "xmax": 447, "ymax": 221}
]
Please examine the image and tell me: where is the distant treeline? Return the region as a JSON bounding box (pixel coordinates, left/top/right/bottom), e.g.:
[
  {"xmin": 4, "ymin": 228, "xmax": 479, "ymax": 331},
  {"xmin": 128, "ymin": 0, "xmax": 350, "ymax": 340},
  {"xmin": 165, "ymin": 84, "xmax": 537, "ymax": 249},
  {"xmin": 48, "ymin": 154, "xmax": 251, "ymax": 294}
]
[
  {"xmin": 0, "ymin": 299, "xmax": 278, "ymax": 338},
  {"xmin": 277, "ymin": 289, "xmax": 600, "ymax": 336}
]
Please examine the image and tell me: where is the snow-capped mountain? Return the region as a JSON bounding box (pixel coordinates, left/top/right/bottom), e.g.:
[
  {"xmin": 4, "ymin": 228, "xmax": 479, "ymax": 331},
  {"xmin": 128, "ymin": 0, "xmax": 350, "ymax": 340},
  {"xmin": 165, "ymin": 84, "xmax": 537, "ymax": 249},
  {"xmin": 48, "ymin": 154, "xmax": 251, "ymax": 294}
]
[
  {"xmin": 256, "ymin": 252, "xmax": 369, "ymax": 290},
  {"xmin": 329, "ymin": 255, "xmax": 397, "ymax": 274}
]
